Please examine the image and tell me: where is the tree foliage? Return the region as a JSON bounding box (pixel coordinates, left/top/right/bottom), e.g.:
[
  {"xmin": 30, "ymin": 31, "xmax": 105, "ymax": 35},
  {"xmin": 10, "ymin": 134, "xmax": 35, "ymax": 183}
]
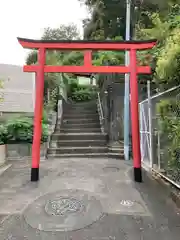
[
  {"xmin": 41, "ymin": 24, "xmax": 80, "ymax": 40},
  {"xmin": 26, "ymin": 23, "xmax": 80, "ymax": 65},
  {"xmin": 26, "ymin": 23, "xmax": 81, "ymax": 107},
  {"xmin": 80, "ymin": 0, "xmax": 172, "ymax": 40},
  {"xmin": 82, "ymin": 0, "xmax": 126, "ymax": 40},
  {"xmin": 135, "ymin": 0, "xmax": 180, "ymax": 178},
  {"xmin": 26, "ymin": 51, "xmax": 37, "ymax": 65},
  {"xmin": 136, "ymin": 2, "xmax": 180, "ymax": 89}
]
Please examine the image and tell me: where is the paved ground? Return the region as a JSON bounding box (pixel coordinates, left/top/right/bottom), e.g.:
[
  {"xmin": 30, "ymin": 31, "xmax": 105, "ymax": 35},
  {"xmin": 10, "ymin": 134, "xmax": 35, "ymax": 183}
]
[{"xmin": 0, "ymin": 158, "xmax": 180, "ymax": 239}]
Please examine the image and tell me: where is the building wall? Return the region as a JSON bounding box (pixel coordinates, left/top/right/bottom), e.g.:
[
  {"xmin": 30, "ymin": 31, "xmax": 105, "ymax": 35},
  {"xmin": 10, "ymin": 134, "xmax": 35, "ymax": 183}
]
[{"xmin": 0, "ymin": 64, "xmax": 35, "ymax": 113}]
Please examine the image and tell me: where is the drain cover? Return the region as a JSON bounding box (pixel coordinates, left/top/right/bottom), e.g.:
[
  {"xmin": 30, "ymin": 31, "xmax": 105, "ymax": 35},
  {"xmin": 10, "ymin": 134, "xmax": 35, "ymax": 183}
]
[
  {"xmin": 45, "ymin": 197, "xmax": 84, "ymax": 216},
  {"xmin": 24, "ymin": 189, "xmax": 103, "ymax": 232},
  {"xmin": 120, "ymin": 200, "xmax": 134, "ymax": 207}
]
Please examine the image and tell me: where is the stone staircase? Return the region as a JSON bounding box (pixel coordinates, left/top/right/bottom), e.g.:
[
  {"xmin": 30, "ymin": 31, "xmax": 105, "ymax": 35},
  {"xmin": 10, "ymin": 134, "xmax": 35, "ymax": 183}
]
[{"xmin": 48, "ymin": 101, "xmax": 110, "ymax": 158}]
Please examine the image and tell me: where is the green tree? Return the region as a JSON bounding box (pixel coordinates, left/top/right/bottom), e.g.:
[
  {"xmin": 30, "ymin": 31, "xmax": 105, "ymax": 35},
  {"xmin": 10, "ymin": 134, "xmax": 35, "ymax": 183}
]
[
  {"xmin": 136, "ymin": 2, "xmax": 180, "ymax": 89},
  {"xmin": 26, "ymin": 23, "xmax": 80, "ymax": 65},
  {"xmin": 80, "ymin": 0, "xmax": 171, "ymax": 40},
  {"xmin": 26, "ymin": 23, "xmax": 81, "ymax": 106},
  {"xmin": 42, "ymin": 23, "xmax": 80, "ymax": 40}
]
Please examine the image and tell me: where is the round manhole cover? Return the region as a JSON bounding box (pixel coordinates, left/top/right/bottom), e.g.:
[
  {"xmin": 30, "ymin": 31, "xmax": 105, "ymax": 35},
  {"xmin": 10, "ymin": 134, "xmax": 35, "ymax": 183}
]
[
  {"xmin": 24, "ymin": 189, "xmax": 103, "ymax": 232},
  {"xmin": 103, "ymin": 166, "xmax": 120, "ymax": 172},
  {"xmin": 45, "ymin": 197, "xmax": 84, "ymax": 216},
  {"xmin": 120, "ymin": 200, "xmax": 134, "ymax": 207}
]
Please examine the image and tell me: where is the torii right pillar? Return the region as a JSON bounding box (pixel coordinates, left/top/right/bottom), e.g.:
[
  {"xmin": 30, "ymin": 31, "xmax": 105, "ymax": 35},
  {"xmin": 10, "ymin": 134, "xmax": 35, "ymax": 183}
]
[{"xmin": 129, "ymin": 49, "xmax": 142, "ymax": 182}]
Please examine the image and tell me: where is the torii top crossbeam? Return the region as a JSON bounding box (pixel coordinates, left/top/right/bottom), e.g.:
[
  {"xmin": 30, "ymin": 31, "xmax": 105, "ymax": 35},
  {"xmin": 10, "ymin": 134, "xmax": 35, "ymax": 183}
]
[
  {"xmin": 18, "ymin": 37, "xmax": 156, "ymax": 50},
  {"xmin": 18, "ymin": 38, "xmax": 156, "ymax": 74}
]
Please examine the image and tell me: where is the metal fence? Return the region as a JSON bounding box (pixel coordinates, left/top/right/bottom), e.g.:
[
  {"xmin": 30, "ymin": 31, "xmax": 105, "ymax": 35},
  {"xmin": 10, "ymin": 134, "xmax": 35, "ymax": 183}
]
[{"xmin": 139, "ymin": 83, "xmax": 180, "ymax": 187}]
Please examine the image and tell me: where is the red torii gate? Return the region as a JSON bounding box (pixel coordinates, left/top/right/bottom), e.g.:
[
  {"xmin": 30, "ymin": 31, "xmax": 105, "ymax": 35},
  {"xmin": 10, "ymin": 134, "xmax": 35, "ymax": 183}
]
[{"xmin": 18, "ymin": 38, "xmax": 156, "ymax": 183}]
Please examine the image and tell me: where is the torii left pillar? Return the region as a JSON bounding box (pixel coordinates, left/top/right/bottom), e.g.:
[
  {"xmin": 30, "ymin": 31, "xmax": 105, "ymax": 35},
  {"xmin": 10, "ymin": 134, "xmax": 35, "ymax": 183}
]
[{"xmin": 31, "ymin": 48, "xmax": 45, "ymax": 181}]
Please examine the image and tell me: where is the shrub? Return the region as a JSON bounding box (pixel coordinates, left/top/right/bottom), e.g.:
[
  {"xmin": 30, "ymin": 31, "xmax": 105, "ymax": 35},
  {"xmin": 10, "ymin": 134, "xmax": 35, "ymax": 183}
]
[
  {"xmin": 67, "ymin": 81, "xmax": 78, "ymax": 97},
  {"xmin": 44, "ymin": 101, "xmax": 55, "ymax": 113},
  {"xmin": 156, "ymin": 99, "xmax": 180, "ymax": 179},
  {"xmin": 6, "ymin": 117, "xmax": 48, "ymax": 144},
  {"xmin": 41, "ymin": 123, "xmax": 49, "ymax": 143},
  {"xmin": 68, "ymin": 83, "xmax": 97, "ymax": 102},
  {"xmin": 0, "ymin": 125, "xmax": 11, "ymax": 145},
  {"xmin": 71, "ymin": 88, "xmax": 96, "ymax": 102},
  {"xmin": 6, "ymin": 118, "xmax": 33, "ymax": 143},
  {"xmin": 42, "ymin": 110, "xmax": 49, "ymax": 124},
  {"xmin": 70, "ymin": 81, "xmax": 78, "ymax": 92}
]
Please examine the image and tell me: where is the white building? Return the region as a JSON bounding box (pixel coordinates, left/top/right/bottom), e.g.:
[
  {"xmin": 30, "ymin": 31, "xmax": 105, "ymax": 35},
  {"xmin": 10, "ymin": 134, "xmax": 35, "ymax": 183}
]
[{"xmin": 0, "ymin": 64, "xmax": 35, "ymax": 120}]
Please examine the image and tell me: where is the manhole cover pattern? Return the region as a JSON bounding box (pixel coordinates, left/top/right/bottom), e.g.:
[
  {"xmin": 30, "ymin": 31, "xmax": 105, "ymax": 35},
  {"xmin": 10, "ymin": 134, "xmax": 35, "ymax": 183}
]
[
  {"xmin": 103, "ymin": 166, "xmax": 120, "ymax": 172},
  {"xmin": 23, "ymin": 189, "xmax": 104, "ymax": 232},
  {"xmin": 45, "ymin": 197, "xmax": 84, "ymax": 216}
]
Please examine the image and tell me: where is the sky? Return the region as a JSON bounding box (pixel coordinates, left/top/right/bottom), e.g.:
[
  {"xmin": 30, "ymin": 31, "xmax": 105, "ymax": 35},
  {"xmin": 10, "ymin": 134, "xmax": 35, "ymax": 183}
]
[{"xmin": 0, "ymin": 0, "xmax": 88, "ymax": 66}]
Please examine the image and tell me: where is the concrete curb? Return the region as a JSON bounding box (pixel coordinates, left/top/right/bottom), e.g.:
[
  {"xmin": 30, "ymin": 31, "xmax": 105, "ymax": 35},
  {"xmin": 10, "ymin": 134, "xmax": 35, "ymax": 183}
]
[
  {"xmin": 151, "ymin": 170, "xmax": 180, "ymax": 208},
  {"xmin": 0, "ymin": 163, "xmax": 12, "ymax": 176}
]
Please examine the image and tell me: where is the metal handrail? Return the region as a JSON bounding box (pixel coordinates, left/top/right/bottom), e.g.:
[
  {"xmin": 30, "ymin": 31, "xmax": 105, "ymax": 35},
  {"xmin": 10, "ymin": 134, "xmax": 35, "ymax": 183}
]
[{"xmin": 97, "ymin": 92, "xmax": 104, "ymax": 120}]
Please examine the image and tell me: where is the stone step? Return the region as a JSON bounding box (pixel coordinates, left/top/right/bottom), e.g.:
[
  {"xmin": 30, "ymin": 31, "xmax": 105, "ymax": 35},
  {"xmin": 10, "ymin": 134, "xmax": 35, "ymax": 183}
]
[
  {"xmin": 64, "ymin": 103, "xmax": 97, "ymax": 111},
  {"xmin": 51, "ymin": 133, "xmax": 107, "ymax": 141},
  {"xmin": 65, "ymin": 101, "xmax": 97, "ymax": 107},
  {"xmin": 108, "ymin": 147, "xmax": 124, "ymax": 153},
  {"xmin": 47, "ymin": 152, "xmax": 124, "ymax": 159},
  {"xmin": 61, "ymin": 118, "xmax": 99, "ymax": 124},
  {"xmin": 107, "ymin": 152, "xmax": 124, "ymax": 159},
  {"xmin": 64, "ymin": 105, "xmax": 97, "ymax": 110},
  {"xmin": 62, "ymin": 118, "xmax": 100, "ymax": 123},
  {"xmin": 50, "ymin": 139, "xmax": 107, "ymax": 147},
  {"xmin": 71, "ymin": 101, "xmax": 97, "ymax": 104},
  {"xmin": 47, "ymin": 153, "xmax": 109, "ymax": 159},
  {"xmin": 48, "ymin": 146, "xmax": 108, "ymax": 155},
  {"xmin": 59, "ymin": 128, "xmax": 101, "ymax": 133},
  {"xmin": 58, "ymin": 122, "xmax": 101, "ymax": 129},
  {"xmin": 64, "ymin": 110, "xmax": 98, "ymax": 115},
  {"xmin": 65, "ymin": 102, "xmax": 97, "ymax": 107},
  {"xmin": 63, "ymin": 114, "xmax": 99, "ymax": 119},
  {"xmin": 107, "ymin": 144, "xmax": 125, "ymax": 159},
  {"xmin": 65, "ymin": 105, "xmax": 97, "ymax": 108},
  {"xmin": 65, "ymin": 104, "xmax": 97, "ymax": 109}
]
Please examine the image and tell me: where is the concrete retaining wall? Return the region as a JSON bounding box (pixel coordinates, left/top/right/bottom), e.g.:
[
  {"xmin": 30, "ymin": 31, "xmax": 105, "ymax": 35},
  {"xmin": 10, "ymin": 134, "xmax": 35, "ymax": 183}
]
[
  {"xmin": 6, "ymin": 143, "xmax": 47, "ymax": 161},
  {"xmin": 4, "ymin": 100, "xmax": 63, "ymax": 161}
]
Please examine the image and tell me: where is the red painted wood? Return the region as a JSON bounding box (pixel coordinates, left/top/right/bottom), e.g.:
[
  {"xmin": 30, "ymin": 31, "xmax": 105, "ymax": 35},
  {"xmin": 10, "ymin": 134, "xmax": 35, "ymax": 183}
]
[
  {"xmin": 31, "ymin": 48, "xmax": 45, "ymax": 169},
  {"xmin": 130, "ymin": 49, "xmax": 141, "ymax": 169},
  {"xmin": 84, "ymin": 50, "xmax": 92, "ymax": 67},
  {"xmin": 18, "ymin": 38, "xmax": 156, "ymax": 50},
  {"xmin": 23, "ymin": 65, "xmax": 151, "ymax": 74},
  {"xmin": 18, "ymin": 36, "xmax": 156, "ymax": 182}
]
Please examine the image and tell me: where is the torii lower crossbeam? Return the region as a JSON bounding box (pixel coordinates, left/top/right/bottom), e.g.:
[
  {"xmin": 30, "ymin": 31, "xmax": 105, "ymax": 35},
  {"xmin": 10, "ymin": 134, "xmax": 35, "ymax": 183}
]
[
  {"xmin": 18, "ymin": 38, "xmax": 156, "ymax": 183},
  {"xmin": 23, "ymin": 65, "xmax": 151, "ymax": 74}
]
